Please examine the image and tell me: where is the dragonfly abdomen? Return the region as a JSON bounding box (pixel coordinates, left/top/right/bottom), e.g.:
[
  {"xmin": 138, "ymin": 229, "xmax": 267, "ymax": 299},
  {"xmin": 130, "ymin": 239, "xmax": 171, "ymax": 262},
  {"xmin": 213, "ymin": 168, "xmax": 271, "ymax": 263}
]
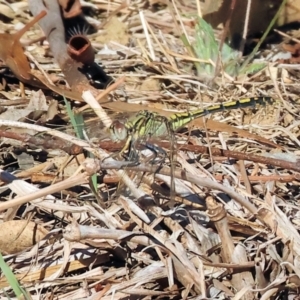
[{"xmin": 168, "ymin": 97, "xmax": 274, "ymax": 132}]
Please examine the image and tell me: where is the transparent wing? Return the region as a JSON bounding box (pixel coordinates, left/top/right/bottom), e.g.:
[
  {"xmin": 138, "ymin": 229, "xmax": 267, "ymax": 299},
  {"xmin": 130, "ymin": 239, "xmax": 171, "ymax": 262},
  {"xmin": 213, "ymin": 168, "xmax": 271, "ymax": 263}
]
[{"xmin": 54, "ymin": 108, "xmax": 131, "ymax": 141}]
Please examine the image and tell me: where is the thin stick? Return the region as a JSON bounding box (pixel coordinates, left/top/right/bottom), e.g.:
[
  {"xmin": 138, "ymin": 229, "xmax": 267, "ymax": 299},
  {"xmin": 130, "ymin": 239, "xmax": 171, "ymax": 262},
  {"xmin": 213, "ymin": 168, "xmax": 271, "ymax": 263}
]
[
  {"xmin": 139, "ymin": 10, "xmax": 155, "ymax": 61},
  {"xmin": 171, "ymin": 0, "xmax": 189, "ymax": 44},
  {"xmin": 0, "ymin": 172, "xmax": 89, "ymax": 211},
  {"xmin": 273, "ymin": 29, "xmax": 300, "ymax": 43},
  {"xmin": 82, "ymin": 90, "xmax": 112, "ymax": 129},
  {"xmin": 77, "ymin": 77, "xmax": 125, "ymax": 113},
  {"xmin": 96, "ymin": 76, "xmax": 125, "ymax": 101},
  {"xmin": 240, "ymin": 0, "xmax": 288, "ymax": 72},
  {"xmin": 238, "ymin": 0, "xmax": 251, "ymax": 56},
  {"xmin": 195, "ymin": 0, "xmax": 202, "ymax": 18}
]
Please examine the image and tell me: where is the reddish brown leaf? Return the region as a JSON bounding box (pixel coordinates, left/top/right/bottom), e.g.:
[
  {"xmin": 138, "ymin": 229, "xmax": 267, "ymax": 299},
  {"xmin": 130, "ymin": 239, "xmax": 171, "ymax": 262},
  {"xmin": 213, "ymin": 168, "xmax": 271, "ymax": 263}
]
[{"xmin": 0, "ymin": 10, "xmax": 46, "ymax": 82}]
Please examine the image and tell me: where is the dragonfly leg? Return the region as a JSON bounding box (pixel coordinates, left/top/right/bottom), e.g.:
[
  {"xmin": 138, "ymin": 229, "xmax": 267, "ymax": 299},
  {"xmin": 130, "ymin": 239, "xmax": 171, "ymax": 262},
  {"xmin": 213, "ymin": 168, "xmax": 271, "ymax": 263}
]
[
  {"xmin": 102, "ymin": 135, "xmax": 134, "ymax": 162},
  {"xmin": 119, "ymin": 135, "xmax": 132, "ymax": 157},
  {"xmin": 121, "ymin": 147, "xmax": 140, "ymax": 168},
  {"xmin": 137, "ymin": 142, "xmax": 167, "ymax": 165},
  {"xmin": 120, "ymin": 139, "xmax": 141, "ymax": 168}
]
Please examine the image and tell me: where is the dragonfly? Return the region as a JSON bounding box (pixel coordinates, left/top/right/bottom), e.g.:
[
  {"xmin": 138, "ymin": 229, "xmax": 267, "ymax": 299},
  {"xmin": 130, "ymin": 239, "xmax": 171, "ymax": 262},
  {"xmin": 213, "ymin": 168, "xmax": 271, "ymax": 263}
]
[
  {"xmin": 108, "ymin": 97, "xmax": 275, "ymax": 204},
  {"xmin": 109, "ymin": 97, "xmax": 274, "ymax": 156}
]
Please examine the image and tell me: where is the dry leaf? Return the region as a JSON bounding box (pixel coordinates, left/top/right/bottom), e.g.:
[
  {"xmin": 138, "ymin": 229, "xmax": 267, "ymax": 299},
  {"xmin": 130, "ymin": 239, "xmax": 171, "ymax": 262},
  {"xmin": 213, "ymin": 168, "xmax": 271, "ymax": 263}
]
[
  {"xmin": 0, "ymin": 220, "xmax": 49, "ymax": 254},
  {"xmin": 0, "ymin": 89, "xmax": 49, "ymax": 123}
]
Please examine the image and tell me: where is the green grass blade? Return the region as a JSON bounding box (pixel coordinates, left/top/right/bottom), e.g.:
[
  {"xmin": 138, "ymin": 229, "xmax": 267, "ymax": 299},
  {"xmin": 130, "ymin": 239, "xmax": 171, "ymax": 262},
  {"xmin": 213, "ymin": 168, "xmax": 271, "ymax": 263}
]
[
  {"xmin": 63, "ymin": 96, "xmax": 99, "ymax": 195},
  {"xmin": 63, "ymin": 96, "xmax": 85, "ymax": 140},
  {"xmin": 0, "ymin": 252, "xmax": 30, "ymax": 299}
]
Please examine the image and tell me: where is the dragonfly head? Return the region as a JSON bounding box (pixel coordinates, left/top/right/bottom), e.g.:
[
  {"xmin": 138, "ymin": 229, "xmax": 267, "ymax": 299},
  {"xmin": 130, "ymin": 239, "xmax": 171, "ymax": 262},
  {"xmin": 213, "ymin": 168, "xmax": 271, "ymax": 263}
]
[{"xmin": 109, "ymin": 120, "xmax": 128, "ymax": 141}]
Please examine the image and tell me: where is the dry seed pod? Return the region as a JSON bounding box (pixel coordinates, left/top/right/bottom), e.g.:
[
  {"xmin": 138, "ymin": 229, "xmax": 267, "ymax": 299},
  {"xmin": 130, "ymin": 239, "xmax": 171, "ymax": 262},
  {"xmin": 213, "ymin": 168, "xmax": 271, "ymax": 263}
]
[{"xmin": 67, "ymin": 34, "xmax": 95, "ymax": 64}]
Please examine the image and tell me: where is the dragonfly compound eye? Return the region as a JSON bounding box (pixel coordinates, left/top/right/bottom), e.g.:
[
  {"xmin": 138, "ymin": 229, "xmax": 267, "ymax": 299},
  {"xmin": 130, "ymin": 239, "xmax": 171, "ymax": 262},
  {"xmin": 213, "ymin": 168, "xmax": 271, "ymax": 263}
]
[{"xmin": 110, "ymin": 120, "xmax": 128, "ymax": 141}]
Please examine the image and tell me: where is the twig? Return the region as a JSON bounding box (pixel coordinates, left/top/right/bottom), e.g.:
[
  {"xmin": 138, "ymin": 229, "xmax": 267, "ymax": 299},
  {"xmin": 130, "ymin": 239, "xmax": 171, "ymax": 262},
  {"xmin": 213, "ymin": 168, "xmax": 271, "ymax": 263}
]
[
  {"xmin": 153, "ymin": 141, "xmax": 300, "ymax": 173},
  {"xmin": 63, "ymin": 222, "xmax": 255, "ymax": 269},
  {"xmin": 238, "ymin": 0, "xmax": 251, "ymax": 56},
  {"xmin": 139, "ymin": 10, "xmax": 155, "ymax": 61},
  {"xmin": 273, "ymin": 28, "xmax": 300, "ymax": 44},
  {"xmin": 2, "ymin": 126, "xmax": 298, "ymax": 175},
  {"xmin": 100, "ymin": 159, "xmax": 258, "ymax": 215},
  {"xmin": 82, "ymin": 90, "xmax": 112, "ymax": 128},
  {"xmin": 0, "ymin": 171, "xmax": 89, "ymax": 211},
  {"xmin": 97, "ymin": 140, "xmax": 300, "ymax": 173}
]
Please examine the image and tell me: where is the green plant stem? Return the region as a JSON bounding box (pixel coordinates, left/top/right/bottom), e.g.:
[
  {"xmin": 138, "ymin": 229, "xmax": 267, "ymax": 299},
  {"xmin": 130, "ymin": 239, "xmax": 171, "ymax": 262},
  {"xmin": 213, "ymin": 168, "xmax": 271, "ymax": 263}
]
[{"xmin": 240, "ymin": 0, "xmax": 287, "ymax": 73}]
